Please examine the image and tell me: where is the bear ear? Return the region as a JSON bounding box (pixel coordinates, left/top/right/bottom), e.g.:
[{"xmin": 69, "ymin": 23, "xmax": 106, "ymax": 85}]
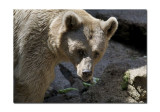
[
  {"xmin": 100, "ymin": 17, "xmax": 118, "ymax": 40},
  {"xmin": 60, "ymin": 11, "xmax": 82, "ymax": 32}
]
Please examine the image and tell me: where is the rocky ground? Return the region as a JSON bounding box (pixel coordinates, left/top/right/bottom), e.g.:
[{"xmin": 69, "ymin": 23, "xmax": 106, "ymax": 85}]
[
  {"xmin": 43, "ymin": 10, "xmax": 147, "ymax": 103},
  {"xmin": 44, "ymin": 40, "xmax": 147, "ymax": 103}
]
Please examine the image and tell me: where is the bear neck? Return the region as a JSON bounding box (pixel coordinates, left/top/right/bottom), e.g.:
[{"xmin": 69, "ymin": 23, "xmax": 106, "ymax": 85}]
[{"xmin": 47, "ymin": 40, "xmax": 70, "ymax": 65}]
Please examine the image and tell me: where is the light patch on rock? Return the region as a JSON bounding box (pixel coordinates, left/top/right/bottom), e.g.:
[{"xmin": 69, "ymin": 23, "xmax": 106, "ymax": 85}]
[{"xmin": 128, "ymin": 65, "xmax": 147, "ymax": 84}]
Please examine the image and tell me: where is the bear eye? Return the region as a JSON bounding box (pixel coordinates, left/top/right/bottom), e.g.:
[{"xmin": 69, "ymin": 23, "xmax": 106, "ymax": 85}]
[
  {"xmin": 89, "ymin": 35, "xmax": 92, "ymax": 39},
  {"xmin": 94, "ymin": 51, "xmax": 99, "ymax": 59},
  {"xmin": 77, "ymin": 49, "xmax": 86, "ymax": 57}
]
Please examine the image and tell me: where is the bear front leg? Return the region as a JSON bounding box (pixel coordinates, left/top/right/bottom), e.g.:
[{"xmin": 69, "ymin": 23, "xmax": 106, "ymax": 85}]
[
  {"xmin": 14, "ymin": 71, "xmax": 50, "ymax": 103},
  {"xmin": 14, "ymin": 56, "xmax": 55, "ymax": 103},
  {"xmin": 14, "ymin": 79, "xmax": 46, "ymax": 102}
]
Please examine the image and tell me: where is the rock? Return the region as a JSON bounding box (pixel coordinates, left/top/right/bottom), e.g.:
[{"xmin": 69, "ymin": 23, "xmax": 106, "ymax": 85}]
[
  {"xmin": 86, "ymin": 10, "xmax": 147, "ymax": 24},
  {"xmin": 49, "ymin": 65, "xmax": 71, "ymax": 91},
  {"xmin": 128, "ymin": 85, "xmax": 140, "ymax": 101},
  {"xmin": 44, "ymin": 90, "xmax": 81, "ymax": 103},
  {"xmin": 65, "ymin": 90, "xmax": 81, "ymax": 103},
  {"xmin": 44, "ymin": 94, "xmax": 66, "ymax": 103},
  {"xmin": 139, "ymin": 101, "xmax": 144, "ymax": 103},
  {"xmin": 44, "ymin": 86, "xmax": 58, "ymax": 98},
  {"xmin": 128, "ymin": 66, "xmax": 147, "ymax": 85},
  {"xmin": 127, "ymin": 65, "xmax": 147, "ymax": 102},
  {"xmin": 126, "ymin": 96, "xmax": 137, "ymax": 103},
  {"xmin": 65, "ymin": 90, "xmax": 80, "ymax": 98},
  {"xmin": 140, "ymin": 90, "xmax": 147, "ymax": 101},
  {"xmin": 72, "ymin": 78, "xmax": 84, "ymax": 91},
  {"xmin": 59, "ymin": 64, "xmax": 76, "ymax": 85},
  {"xmin": 81, "ymin": 86, "xmax": 102, "ymax": 103}
]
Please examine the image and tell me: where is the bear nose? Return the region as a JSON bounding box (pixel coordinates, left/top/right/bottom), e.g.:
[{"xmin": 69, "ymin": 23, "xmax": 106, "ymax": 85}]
[{"xmin": 82, "ymin": 69, "xmax": 92, "ymax": 78}]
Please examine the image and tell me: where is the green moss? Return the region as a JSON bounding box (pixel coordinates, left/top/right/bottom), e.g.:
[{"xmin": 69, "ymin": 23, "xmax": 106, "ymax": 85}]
[
  {"xmin": 83, "ymin": 77, "xmax": 100, "ymax": 87},
  {"xmin": 121, "ymin": 71, "xmax": 130, "ymax": 90},
  {"xmin": 83, "ymin": 82, "xmax": 92, "ymax": 87},
  {"xmin": 121, "ymin": 81, "xmax": 128, "ymax": 90},
  {"xmin": 93, "ymin": 77, "xmax": 100, "ymax": 84},
  {"xmin": 58, "ymin": 88, "xmax": 78, "ymax": 94}
]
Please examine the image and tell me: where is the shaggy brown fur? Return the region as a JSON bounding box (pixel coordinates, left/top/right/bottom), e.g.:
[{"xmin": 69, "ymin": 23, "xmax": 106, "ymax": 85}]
[{"xmin": 14, "ymin": 9, "xmax": 118, "ymax": 102}]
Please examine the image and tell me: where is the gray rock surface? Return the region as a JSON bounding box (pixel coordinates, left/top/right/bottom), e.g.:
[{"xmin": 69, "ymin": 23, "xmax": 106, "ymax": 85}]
[
  {"xmin": 86, "ymin": 10, "xmax": 147, "ymax": 24},
  {"xmin": 50, "ymin": 65, "xmax": 71, "ymax": 91}
]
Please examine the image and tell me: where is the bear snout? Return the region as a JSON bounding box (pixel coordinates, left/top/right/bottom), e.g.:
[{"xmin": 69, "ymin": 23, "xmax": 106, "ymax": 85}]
[
  {"xmin": 78, "ymin": 57, "xmax": 93, "ymax": 81},
  {"xmin": 82, "ymin": 69, "xmax": 92, "ymax": 77},
  {"xmin": 81, "ymin": 69, "xmax": 92, "ymax": 81}
]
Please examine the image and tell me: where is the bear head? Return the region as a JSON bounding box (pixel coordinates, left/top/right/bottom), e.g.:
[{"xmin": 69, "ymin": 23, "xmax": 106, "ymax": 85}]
[{"xmin": 48, "ymin": 10, "xmax": 118, "ymax": 82}]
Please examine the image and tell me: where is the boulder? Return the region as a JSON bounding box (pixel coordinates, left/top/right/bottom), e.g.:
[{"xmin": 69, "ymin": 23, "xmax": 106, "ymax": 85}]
[{"xmin": 127, "ymin": 66, "xmax": 147, "ymax": 102}]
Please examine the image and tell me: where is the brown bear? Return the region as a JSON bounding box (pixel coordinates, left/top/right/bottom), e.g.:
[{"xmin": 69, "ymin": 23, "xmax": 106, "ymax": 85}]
[{"xmin": 14, "ymin": 9, "xmax": 118, "ymax": 103}]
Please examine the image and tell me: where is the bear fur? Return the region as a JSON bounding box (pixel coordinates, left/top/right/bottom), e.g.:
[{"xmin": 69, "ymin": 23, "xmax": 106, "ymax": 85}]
[{"xmin": 14, "ymin": 9, "xmax": 118, "ymax": 102}]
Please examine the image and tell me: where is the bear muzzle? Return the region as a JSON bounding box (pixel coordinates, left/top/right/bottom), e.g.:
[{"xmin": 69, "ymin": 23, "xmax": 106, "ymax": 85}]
[
  {"xmin": 82, "ymin": 69, "xmax": 92, "ymax": 81},
  {"xmin": 76, "ymin": 57, "xmax": 93, "ymax": 82}
]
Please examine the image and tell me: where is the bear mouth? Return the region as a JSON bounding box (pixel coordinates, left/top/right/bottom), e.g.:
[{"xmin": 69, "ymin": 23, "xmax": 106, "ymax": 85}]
[
  {"xmin": 81, "ymin": 74, "xmax": 92, "ymax": 82},
  {"xmin": 82, "ymin": 78, "xmax": 91, "ymax": 82}
]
